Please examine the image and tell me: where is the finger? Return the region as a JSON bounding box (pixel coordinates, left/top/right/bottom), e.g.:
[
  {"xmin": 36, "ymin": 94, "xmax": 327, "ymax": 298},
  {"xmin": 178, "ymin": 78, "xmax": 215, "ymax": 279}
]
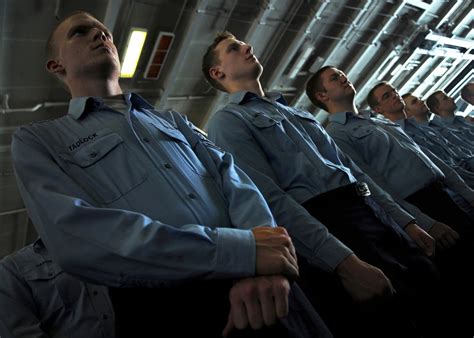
[
  {"xmin": 259, "ymin": 284, "xmax": 277, "ymax": 326},
  {"xmin": 282, "ymin": 256, "xmax": 299, "ymax": 279},
  {"xmin": 232, "ymin": 299, "xmax": 249, "ymax": 330},
  {"xmin": 386, "ymin": 278, "xmax": 396, "ymax": 296},
  {"xmin": 273, "ymin": 284, "xmax": 290, "ymax": 319},
  {"xmin": 222, "ymin": 311, "xmax": 234, "ymax": 337},
  {"xmin": 423, "ymin": 238, "xmax": 435, "ymax": 257},
  {"xmin": 414, "ymin": 237, "xmax": 431, "ymax": 256},
  {"xmin": 244, "ymin": 296, "xmax": 264, "ymax": 329},
  {"xmin": 437, "ymin": 237, "xmax": 449, "ymax": 250},
  {"xmin": 285, "ymin": 247, "xmax": 299, "ymax": 272},
  {"xmin": 444, "ymin": 233, "xmax": 458, "ymax": 248},
  {"xmin": 448, "ymin": 229, "xmax": 460, "ymax": 241}
]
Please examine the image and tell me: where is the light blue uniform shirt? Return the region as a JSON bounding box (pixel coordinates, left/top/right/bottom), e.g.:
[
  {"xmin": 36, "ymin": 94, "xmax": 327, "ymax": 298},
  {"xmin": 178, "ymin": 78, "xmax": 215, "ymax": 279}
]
[
  {"xmin": 11, "ymin": 93, "xmax": 277, "ymax": 287},
  {"xmin": 421, "ymin": 116, "xmax": 474, "ymax": 150},
  {"xmin": 327, "ymin": 112, "xmax": 474, "ymax": 229},
  {"xmin": 397, "ymin": 117, "xmax": 474, "ymax": 172},
  {"xmin": 207, "ymin": 92, "xmax": 415, "ymax": 232},
  {"xmin": 0, "ymin": 240, "xmax": 114, "ymax": 338},
  {"xmin": 430, "ymin": 115, "xmax": 474, "ymax": 145}
]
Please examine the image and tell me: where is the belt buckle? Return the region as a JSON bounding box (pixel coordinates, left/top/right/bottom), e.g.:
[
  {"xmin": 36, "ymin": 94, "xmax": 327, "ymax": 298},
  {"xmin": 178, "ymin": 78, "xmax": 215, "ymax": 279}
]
[{"xmin": 355, "ymin": 182, "xmax": 371, "ymax": 197}]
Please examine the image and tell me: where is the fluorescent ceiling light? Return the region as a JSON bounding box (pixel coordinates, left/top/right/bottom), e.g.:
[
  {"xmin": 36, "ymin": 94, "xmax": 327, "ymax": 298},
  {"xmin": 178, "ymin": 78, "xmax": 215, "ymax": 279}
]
[
  {"xmin": 417, "ymin": 47, "xmax": 474, "ymax": 60},
  {"xmin": 425, "ymin": 32, "xmax": 474, "ymax": 49},
  {"xmin": 432, "ymin": 66, "xmax": 448, "ymax": 77},
  {"xmin": 120, "ymin": 28, "xmax": 148, "ymax": 78},
  {"xmin": 390, "ymin": 64, "xmax": 403, "ymax": 76}
]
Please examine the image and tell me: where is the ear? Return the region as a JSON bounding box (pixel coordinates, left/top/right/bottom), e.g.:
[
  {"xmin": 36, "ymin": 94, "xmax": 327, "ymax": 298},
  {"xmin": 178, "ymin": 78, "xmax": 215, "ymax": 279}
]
[
  {"xmin": 315, "ymin": 91, "xmax": 328, "ymax": 104},
  {"xmin": 46, "ymin": 58, "xmax": 65, "ymax": 75},
  {"xmin": 373, "ymin": 105, "xmax": 383, "ymax": 114},
  {"xmin": 209, "ymin": 66, "xmax": 224, "ymax": 82}
]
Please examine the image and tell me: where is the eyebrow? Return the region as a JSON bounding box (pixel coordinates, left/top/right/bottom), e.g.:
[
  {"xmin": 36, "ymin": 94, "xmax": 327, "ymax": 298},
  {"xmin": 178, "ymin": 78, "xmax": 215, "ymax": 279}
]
[
  {"xmin": 67, "ymin": 22, "xmax": 112, "ymax": 38},
  {"xmin": 226, "ymin": 41, "xmax": 241, "ymax": 53}
]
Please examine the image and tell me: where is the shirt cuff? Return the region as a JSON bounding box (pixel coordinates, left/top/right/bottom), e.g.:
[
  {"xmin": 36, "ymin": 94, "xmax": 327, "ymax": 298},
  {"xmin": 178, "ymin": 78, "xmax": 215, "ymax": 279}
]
[
  {"xmin": 413, "ymin": 213, "xmax": 435, "ymax": 232},
  {"xmin": 309, "ymin": 235, "xmax": 353, "ymax": 272},
  {"xmin": 216, "ymin": 227, "xmax": 256, "ymax": 278}
]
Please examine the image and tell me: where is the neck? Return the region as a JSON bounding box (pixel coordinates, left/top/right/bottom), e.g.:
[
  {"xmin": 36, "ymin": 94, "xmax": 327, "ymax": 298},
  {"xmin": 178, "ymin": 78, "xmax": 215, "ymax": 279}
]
[
  {"xmin": 227, "ymin": 79, "xmax": 265, "ymax": 97},
  {"xmin": 68, "ymin": 75, "xmax": 122, "ymax": 98},
  {"xmin": 384, "ymin": 109, "xmax": 406, "ymax": 122},
  {"xmin": 437, "ymin": 110, "xmax": 455, "ymax": 118},
  {"xmin": 327, "ymin": 98, "xmax": 357, "ymax": 114},
  {"xmin": 413, "ymin": 111, "xmax": 430, "ymax": 123}
]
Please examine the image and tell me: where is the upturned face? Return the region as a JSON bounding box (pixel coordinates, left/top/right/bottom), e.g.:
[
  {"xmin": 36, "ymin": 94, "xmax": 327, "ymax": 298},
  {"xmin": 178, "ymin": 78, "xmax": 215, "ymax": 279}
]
[
  {"xmin": 403, "ymin": 94, "xmax": 429, "ymax": 118},
  {"xmin": 47, "ymin": 13, "xmax": 121, "ymax": 82},
  {"xmin": 373, "ymin": 84, "xmax": 405, "ymax": 115},
  {"xmin": 319, "ymin": 67, "xmax": 356, "ymax": 102},
  {"xmin": 212, "ymin": 37, "xmax": 262, "ymax": 84}
]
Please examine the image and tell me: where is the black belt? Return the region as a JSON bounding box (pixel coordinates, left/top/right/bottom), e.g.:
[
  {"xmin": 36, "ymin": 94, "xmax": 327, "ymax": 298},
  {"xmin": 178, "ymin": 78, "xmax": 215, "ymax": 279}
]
[{"xmin": 303, "ymin": 182, "xmax": 370, "ymax": 208}]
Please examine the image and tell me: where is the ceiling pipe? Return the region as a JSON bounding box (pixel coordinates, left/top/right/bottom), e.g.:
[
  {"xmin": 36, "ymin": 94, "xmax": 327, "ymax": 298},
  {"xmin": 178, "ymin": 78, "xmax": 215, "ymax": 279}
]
[
  {"xmin": 291, "ymin": 0, "xmax": 378, "ymax": 108},
  {"xmin": 0, "ymin": 101, "xmax": 69, "ymax": 114},
  {"xmin": 265, "ymin": 0, "xmax": 332, "ymax": 91},
  {"xmin": 346, "ymin": 1, "xmax": 408, "ymax": 81},
  {"xmin": 0, "ymin": 208, "xmax": 26, "ymax": 217}
]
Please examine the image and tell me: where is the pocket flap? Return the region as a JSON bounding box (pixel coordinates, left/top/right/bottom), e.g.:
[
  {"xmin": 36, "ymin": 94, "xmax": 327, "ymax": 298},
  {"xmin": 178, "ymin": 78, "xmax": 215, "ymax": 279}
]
[
  {"xmin": 250, "ymin": 113, "xmax": 284, "ymax": 128},
  {"xmin": 62, "ymin": 133, "xmax": 124, "ymax": 167}
]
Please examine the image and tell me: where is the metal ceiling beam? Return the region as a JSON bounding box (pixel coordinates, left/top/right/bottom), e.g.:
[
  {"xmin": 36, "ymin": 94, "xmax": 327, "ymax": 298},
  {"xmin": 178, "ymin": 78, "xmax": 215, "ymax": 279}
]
[
  {"xmin": 104, "ymin": 0, "xmax": 124, "ymax": 33},
  {"xmin": 346, "ymin": 1, "xmax": 408, "ymax": 81},
  {"xmin": 265, "ymin": 0, "xmax": 332, "ymax": 91},
  {"xmin": 155, "ymin": 0, "xmax": 208, "ymax": 109},
  {"xmin": 292, "ymin": 0, "xmax": 381, "ymax": 108}
]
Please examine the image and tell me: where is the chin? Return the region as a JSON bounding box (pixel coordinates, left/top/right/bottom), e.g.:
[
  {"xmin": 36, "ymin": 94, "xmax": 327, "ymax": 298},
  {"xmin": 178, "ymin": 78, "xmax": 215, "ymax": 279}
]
[{"xmin": 252, "ymin": 63, "xmax": 263, "ymax": 78}]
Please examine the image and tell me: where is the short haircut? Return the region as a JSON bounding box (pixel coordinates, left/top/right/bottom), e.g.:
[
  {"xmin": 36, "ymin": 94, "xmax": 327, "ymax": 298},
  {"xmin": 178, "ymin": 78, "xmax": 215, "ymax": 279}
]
[
  {"xmin": 366, "ymin": 82, "xmax": 388, "ymax": 110},
  {"xmin": 45, "ymin": 11, "xmax": 93, "ymax": 61},
  {"xmin": 426, "ymin": 90, "xmax": 444, "ymax": 112},
  {"xmin": 401, "ymin": 92, "xmax": 412, "ymax": 100},
  {"xmin": 460, "ymin": 83, "xmax": 473, "ymax": 102},
  {"xmin": 305, "ymin": 65, "xmax": 335, "ymax": 111},
  {"xmin": 201, "ymin": 31, "xmax": 236, "ymax": 92}
]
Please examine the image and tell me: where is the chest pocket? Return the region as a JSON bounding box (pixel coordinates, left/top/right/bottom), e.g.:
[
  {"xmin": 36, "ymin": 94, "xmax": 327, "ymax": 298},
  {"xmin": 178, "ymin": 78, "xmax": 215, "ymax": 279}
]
[
  {"xmin": 292, "ymin": 109, "xmax": 318, "ymax": 122},
  {"xmin": 58, "ymin": 132, "xmax": 148, "ymax": 204},
  {"xmin": 149, "ymin": 119, "xmax": 213, "ymax": 178},
  {"xmin": 249, "ymin": 113, "xmax": 298, "ymax": 152},
  {"xmin": 23, "ymin": 262, "xmax": 90, "ymax": 335},
  {"xmin": 23, "ymin": 262, "xmax": 79, "ymax": 310},
  {"xmin": 352, "ymin": 126, "xmax": 374, "ymax": 139}
]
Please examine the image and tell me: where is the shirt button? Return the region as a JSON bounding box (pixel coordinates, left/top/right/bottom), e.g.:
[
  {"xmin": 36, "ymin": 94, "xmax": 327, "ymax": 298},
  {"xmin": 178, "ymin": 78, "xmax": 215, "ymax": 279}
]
[
  {"xmin": 164, "ymin": 163, "xmax": 172, "ymax": 169},
  {"xmin": 103, "ymin": 314, "xmax": 108, "ymax": 320},
  {"xmin": 93, "ymin": 291, "xmax": 98, "ymax": 296},
  {"xmin": 143, "ymin": 137, "xmax": 150, "ymax": 142},
  {"xmin": 90, "ymin": 152, "xmax": 98, "ymax": 158},
  {"xmin": 188, "ymin": 193, "xmax": 197, "ymax": 199}
]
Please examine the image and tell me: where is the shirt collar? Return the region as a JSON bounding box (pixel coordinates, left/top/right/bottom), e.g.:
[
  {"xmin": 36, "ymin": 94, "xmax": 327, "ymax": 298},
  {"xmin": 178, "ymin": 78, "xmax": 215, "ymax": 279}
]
[
  {"xmin": 441, "ymin": 115, "xmax": 456, "ymax": 124},
  {"xmin": 395, "ymin": 118, "xmax": 407, "ymax": 128},
  {"xmin": 328, "ymin": 111, "xmax": 360, "ymax": 125},
  {"xmin": 67, "ymin": 92, "xmax": 155, "ymax": 120},
  {"xmin": 228, "ymin": 91, "xmax": 287, "ymax": 106}
]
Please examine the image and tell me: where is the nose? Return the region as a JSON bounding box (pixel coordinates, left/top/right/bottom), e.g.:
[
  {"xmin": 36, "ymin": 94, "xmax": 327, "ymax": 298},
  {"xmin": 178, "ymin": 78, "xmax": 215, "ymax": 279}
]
[
  {"xmin": 92, "ymin": 28, "xmax": 107, "ymax": 41},
  {"xmin": 245, "ymin": 44, "xmax": 252, "ymax": 55}
]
